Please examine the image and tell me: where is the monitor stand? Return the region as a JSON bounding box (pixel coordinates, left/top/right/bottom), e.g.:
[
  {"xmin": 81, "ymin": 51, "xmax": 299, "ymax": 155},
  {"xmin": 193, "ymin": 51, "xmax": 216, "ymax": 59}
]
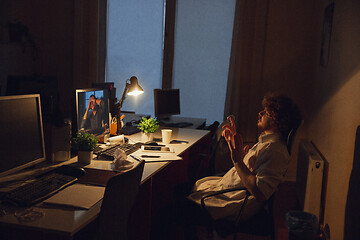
[{"xmin": 157, "ymin": 116, "xmax": 171, "ymax": 124}]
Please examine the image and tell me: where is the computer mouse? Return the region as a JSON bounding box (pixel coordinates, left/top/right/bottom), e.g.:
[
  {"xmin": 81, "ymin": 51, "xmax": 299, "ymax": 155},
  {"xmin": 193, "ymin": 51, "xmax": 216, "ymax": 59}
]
[{"xmin": 55, "ymin": 165, "xmax": 86, "ymax": 178}]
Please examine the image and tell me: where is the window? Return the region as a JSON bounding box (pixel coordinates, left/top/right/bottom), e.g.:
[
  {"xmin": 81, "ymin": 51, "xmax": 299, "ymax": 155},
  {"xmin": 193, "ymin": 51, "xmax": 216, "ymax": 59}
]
[
  {"xmin": 106, "ymin": 0, "xmax": 235, "ymax": 124},
  {"xmin": 173, "ymin": 0, "xmax": 235, "ymax": 124}
]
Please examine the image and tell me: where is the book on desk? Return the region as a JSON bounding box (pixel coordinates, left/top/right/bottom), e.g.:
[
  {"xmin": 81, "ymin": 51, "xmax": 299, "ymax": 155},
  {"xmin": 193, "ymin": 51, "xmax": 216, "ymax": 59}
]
[{"xmin": 43, "ymin": 184, "xmax": 105, "ymax": 209}]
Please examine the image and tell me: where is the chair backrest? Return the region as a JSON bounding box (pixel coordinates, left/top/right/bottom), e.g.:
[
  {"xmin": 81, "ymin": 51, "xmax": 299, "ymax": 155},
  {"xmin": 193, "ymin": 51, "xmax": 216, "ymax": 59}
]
[
  {"xmin": 207, "ymin": 121, "xmax": 220, "ymax": 134},
  {"xmin": 208, "ymin": 120, "xmax": 233, "ymax": 175},
  {"xmin": 96, "ymin": 160, "xmax": 145, "ymax": 240},
  {"xmin": 192, "ymin": 121, "xmax": 220, "ymax": 180},
  {"xmin": 286, "ymin": 122, "xmax": 301, "ymax": 155},
  {"xmin": 204, "ymin": 121, "xmax": 220, "ymax": 161},
  {"xmin": 286, "ymin": 128, "xmax": 296, "ymax": 154}
]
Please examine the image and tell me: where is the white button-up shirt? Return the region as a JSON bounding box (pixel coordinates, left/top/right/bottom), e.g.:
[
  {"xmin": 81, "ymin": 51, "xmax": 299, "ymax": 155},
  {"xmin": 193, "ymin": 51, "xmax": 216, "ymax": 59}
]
[{"xmin": 188, "ymin": 132, "xmax": 290, "ymax": 221}]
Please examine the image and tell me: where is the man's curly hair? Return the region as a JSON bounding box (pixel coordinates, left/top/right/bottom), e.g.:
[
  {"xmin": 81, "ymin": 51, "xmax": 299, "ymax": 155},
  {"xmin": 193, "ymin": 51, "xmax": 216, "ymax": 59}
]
[{"xmin": 262, "ymin": 93, "xmax": 302, "ymax": 141}]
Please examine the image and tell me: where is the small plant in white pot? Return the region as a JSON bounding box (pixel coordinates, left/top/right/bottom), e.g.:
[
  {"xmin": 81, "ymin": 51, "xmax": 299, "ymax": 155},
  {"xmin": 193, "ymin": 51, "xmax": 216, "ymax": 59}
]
[
  {"xmin": 137, "ymin": 117, "xmax": 159, "ymax": 142},
  {"xmin": 72, "ymin": 132, "xmax": 98, "ymax": 164}
]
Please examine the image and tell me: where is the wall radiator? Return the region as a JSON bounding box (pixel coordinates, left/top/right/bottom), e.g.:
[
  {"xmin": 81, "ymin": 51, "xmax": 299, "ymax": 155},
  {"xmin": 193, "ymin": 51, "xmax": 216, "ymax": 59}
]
[{"xmin": 296, "ymin": 140, "xmax": 324, "ymax": 220}]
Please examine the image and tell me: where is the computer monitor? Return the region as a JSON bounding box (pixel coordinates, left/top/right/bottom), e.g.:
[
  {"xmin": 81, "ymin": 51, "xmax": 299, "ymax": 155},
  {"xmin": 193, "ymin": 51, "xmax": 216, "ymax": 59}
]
[
  {"xmin": 154, "ymin": 89, "xmax": 180, "ymax": 120},
  {"xmin": 75, "ymin": 88, "xmax": 110, "ymax": 136},
  {"xmin": 0, "ymin": 94, "xmax": 46, "ymax": 177}
]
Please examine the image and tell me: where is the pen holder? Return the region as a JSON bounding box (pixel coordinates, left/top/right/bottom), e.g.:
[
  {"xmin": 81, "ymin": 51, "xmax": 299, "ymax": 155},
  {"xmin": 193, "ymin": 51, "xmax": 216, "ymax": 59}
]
[{"xmin": 110, "ymin": 122, "xmax": 117, "ymax": 135}]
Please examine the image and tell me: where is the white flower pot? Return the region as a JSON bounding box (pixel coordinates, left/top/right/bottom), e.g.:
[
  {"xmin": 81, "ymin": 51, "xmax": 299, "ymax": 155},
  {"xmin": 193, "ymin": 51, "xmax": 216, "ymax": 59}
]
[
  {"xmin": 78, "ymin": 150, "xmax": 93, "ymax": 164},
  {"xmin": 141, "ymin": 132, "xmax": 154, "ymax": 142}
]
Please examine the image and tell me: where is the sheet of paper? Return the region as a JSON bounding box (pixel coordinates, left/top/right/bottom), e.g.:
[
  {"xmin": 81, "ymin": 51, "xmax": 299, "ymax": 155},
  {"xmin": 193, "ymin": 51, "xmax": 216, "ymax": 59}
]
[
  {"xmin": 131, "ymin": 151, "xmax": 182, "ymax": 162},
  {"xmin": 43, "ymin": 184, "xmax": 105, "ymax": 209}
]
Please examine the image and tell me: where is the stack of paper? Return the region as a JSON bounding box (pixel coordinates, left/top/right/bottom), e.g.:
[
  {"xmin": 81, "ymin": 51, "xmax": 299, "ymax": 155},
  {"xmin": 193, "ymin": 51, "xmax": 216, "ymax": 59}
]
[{"xmin": 130, "ymin": 152, "xmax": 182, "ymax": 162}]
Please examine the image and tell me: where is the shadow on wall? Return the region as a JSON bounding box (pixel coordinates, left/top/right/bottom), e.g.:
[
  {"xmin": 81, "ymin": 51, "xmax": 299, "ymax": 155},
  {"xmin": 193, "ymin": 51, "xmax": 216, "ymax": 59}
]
[
  {"xmin": 261, "ymin": 52, "xmax": 316, "ymax": 122},
  {"xmin": 310, "ymin": 1, "xmax": 360, "ymax": 119}
]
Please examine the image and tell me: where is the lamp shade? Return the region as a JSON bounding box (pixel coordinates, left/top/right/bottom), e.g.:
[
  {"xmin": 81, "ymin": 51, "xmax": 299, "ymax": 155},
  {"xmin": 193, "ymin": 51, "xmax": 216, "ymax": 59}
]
[{"xmin": 127, "ymin": 76, "xmax": 144, "ymax": 96}]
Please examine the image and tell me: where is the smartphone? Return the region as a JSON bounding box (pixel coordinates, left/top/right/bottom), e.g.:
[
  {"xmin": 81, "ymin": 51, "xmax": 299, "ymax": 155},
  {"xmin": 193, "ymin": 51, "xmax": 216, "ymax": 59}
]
[
  {"xmin": 141, "ymin": 145, "xmax": 173, "ymax": 152},
  {"xmin": 143, "ymin": 146, "xmax": 162, "ymax": 151}
]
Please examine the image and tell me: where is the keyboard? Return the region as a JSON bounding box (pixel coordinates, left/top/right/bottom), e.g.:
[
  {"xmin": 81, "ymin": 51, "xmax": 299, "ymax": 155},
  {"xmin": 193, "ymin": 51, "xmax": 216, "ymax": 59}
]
[
  {"xmin": 121, "ymin": 125, "xmax": 141, "ymax": 135},
  {"xmin": 164, "ymin": 122, "xmax": 193, "ymax": 128},
  {"xmin": 3, "ymin": 173, "xmax": 77, "ymax": 206},
  {"xmin": 95, "ymin": 142, "xmax": 143, "ymax": 161}
]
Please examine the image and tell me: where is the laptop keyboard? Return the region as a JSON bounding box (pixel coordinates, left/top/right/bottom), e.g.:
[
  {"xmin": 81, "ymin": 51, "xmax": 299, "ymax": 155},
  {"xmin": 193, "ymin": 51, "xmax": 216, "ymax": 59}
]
[{"xmin": 120, "ymin": 125, "xmax": 141, "ymax": 135}]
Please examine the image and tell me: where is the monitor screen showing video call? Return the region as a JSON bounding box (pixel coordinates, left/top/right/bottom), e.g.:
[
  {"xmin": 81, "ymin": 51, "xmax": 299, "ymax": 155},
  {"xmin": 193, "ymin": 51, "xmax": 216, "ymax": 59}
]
[{"xmin": 75, "ymin": 88, "xmax": 110, "ymax": 136}]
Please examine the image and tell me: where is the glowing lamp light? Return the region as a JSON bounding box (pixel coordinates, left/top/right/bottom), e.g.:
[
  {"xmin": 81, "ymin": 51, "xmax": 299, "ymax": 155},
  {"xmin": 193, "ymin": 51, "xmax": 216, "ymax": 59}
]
[
  {"xmin": 115, "ymin": 76, "xmax": 144, "ymax": 134},
  {"xmin": 127, "ymin": 76, "xmax": 144, "ymax": 96}
]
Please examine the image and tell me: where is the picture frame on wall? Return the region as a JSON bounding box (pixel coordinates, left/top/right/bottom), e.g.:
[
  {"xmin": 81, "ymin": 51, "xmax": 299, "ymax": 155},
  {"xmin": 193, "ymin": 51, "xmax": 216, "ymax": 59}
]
[{"xmin": 320, "ymin": 3, "xmax": 335, "ymax": 67}]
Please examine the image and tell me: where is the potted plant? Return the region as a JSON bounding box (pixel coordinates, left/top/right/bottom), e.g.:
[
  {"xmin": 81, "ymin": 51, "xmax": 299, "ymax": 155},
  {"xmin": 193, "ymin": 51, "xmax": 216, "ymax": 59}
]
[
  {"xmin": 137, "ymin": 117, "xmax": 159, "ymax": 142},
  {"xmin": 72, "ymin": 132, "xmax": 98, "ymax": 164}
]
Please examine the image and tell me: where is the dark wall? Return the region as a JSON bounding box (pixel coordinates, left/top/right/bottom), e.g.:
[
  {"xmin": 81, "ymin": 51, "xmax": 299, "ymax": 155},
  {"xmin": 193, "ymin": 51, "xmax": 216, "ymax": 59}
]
[{"xmin": 0, "ymin": 0, "xmax": 75, "ymax": 118}]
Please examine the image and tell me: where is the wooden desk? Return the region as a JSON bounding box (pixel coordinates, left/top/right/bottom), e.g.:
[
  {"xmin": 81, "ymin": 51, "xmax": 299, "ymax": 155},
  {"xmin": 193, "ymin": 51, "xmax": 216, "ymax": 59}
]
[{"xmin": 0, "ymin": 127, "xmax": 210, "ymax": 240}]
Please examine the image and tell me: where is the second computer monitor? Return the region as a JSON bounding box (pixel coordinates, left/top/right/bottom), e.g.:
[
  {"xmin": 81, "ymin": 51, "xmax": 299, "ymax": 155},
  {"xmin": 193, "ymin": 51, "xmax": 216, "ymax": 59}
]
[{"xmin": 154, "ymin": 89, "xmax": 180, "ymax": 120}]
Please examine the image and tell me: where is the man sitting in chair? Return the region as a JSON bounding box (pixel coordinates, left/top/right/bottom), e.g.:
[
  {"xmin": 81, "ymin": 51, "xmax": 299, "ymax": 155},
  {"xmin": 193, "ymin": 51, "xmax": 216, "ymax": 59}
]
[{"xmin": 151, "ymin": 93, "xmax": 302, "ymax": 240}]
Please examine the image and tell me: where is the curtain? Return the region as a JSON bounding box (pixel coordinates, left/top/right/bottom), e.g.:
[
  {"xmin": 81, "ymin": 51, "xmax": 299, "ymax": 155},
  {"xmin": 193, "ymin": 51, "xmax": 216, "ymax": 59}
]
[
  {"xmin": 224, "ymin": 0, "xmax": 269, "ymax": 143},
  {"xmin": 73, "ymin": 0, "xmax": 107, "ymax": 89},
  {"xmin": 162, "ymin": 0, "xmax": 176, "ymax": 89}
]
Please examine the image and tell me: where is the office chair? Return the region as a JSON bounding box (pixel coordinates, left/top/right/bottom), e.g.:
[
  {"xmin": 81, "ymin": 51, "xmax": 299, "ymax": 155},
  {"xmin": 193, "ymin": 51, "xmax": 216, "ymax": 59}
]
[
  {"xmin": 200, "ymin": 187, "xmax": 275, "ymax": 240},
  {"xmin": 192, "ymin": 121, "xmax": 220, "ymax": 180},
  {"xmin": 95, "ymin": 160, "xmax": 145, "ymax": 240},
  {"xmin": 195, "ymin": 120, "xmax": 239, "ymax": 180},
  {"xmin": 199, "ymin": 127, "xmax": 300, "ymax": 240}
]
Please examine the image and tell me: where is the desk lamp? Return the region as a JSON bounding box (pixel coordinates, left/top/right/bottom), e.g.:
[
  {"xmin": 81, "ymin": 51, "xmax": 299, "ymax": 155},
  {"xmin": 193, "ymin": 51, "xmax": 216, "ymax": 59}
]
[{"xmin": 115, "ymin": 76, "xmax": 144, "ymax": 134}]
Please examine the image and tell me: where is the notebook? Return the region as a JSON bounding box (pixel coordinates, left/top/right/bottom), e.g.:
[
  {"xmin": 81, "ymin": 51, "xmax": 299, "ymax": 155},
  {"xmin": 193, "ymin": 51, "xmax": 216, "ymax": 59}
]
[{"xmin": 43, "ymin": 184, "xmax": 105, "ymax": 209}]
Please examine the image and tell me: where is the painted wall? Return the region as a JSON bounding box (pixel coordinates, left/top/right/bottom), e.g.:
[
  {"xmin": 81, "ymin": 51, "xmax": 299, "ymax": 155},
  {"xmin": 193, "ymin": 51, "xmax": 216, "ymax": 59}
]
[
  {"xmin": 0, "ymin": 0, "xmax": 74, "ymax": 117},
  {"xmin": 0, "ymin": 0, "xmax": 101, "ymax": 119},
  {"xmin": 261, "ymin": 0, "xmax": 360, "ymax": 238},
  {"xmin": 308, "ymin": 1, "xmax": 360, "ymax": 238},
  {"xmin": 262, "ymin": 0, "xmax": 321, "ymax": 180}
]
